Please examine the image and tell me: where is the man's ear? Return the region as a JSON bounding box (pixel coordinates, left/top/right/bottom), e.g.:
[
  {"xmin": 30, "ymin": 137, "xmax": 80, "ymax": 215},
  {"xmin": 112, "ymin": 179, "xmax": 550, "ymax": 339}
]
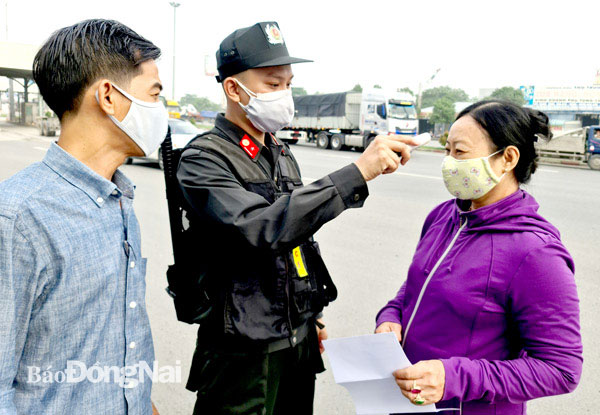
[
  {"xmin": 222, "ymin": 77, "xmax": 242, "ymax": 103},
  {"xmin": 96, "ymin": 80, "xmax": 118, "ymax": 116}
]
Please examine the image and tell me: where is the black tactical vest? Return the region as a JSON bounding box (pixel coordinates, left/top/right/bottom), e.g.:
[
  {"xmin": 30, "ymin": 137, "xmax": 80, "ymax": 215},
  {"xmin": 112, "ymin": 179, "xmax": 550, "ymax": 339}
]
[{"xmin": 175, "ymin": 132, "xmax": 337, "ymax": 341}]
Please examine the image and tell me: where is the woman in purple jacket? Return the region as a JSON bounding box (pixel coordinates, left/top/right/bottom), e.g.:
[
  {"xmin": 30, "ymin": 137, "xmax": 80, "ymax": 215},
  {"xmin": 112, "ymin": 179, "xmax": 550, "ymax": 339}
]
[{"xmin": 376, "ymin": 100, "xmax": 582, "ymax": 414}]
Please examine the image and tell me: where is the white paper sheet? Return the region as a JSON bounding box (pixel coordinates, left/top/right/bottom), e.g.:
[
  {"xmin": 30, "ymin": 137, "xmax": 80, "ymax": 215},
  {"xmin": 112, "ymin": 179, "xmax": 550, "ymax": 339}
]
[{"xmin": 322, "ymin": 332, "xmax": 437, "ymax": 414}]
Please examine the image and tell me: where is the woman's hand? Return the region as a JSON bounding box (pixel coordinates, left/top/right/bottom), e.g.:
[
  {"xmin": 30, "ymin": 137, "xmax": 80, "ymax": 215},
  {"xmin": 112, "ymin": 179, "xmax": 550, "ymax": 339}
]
[
  {"xmin": 375, "ymin": 322, "xmax": 403, "ymax": 342},
  {"xmin": 393, "ymin": 360, "xmax": 446, "ymax": 406}
]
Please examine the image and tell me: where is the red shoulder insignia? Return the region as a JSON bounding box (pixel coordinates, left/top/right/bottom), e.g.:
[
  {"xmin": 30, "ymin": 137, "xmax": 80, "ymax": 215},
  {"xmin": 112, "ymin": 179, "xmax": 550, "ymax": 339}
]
[{"xmin": 239, "ymin": 135, "xmax": 259, "ymax": 159}]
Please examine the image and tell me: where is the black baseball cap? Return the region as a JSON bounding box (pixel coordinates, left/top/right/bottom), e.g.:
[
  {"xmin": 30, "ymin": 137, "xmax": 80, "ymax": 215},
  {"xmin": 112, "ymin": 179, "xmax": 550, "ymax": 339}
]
[{"xmin": 216, "ymin": 22, "xmax": 312, "ymax": 83}]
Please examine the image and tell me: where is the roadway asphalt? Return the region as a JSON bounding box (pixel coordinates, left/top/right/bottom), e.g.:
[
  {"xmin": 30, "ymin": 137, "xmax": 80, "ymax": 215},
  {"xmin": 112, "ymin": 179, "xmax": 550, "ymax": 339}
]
[{"xmin": 0, "ymin": 123, "xmax": 598, "ymax": 415}]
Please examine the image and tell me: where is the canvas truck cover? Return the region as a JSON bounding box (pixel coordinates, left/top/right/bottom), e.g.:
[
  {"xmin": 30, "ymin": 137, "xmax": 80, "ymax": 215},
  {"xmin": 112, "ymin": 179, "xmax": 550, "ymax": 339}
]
[
  {"xmin": 290, "ymin": 92, "xmax": 361, "ymax": 130},
  {"xmin": 293, "ymin": 93, "xmax": 347, "ymax": 117}
]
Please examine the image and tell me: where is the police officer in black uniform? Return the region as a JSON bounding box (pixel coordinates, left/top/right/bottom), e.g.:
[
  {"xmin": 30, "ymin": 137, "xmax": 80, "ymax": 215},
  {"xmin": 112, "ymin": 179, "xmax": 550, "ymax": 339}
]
[{"xmin": 176, "ymin": 21, "xmax": 416, "ymax": 415}]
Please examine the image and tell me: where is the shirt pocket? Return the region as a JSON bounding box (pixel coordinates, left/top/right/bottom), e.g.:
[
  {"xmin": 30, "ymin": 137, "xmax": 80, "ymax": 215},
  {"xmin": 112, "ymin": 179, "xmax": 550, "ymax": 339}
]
[
  {"xmin": 134, "ymin": 257, "xmax": 148, "ymax": 292},
  {"xmin": 139, "ymin": 257, "xmax": 148, "ymax": 276},
  {"xmin": 282, "ymin": 178, "xmax": 304, "ymax": 193},
  {"xmin": 469, "ymin": 299, "xmax": 509, "ymax": 356},
  {"xmin": 186, "ymin": 346, "xmax": 265, "ymax": 395}
]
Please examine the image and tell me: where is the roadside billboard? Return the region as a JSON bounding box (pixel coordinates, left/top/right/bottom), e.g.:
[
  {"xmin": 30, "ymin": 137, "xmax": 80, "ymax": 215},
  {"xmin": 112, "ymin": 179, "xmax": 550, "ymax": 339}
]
[{"xmin": 521, "ymin": 86, "xmax": 600, "ymax": 112}]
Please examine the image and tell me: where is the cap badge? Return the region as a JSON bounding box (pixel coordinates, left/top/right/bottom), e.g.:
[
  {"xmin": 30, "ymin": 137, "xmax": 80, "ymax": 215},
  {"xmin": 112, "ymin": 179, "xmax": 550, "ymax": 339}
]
[{"xmin": 265, "ymin": 24, "xmax": 284, "ymax": 45}]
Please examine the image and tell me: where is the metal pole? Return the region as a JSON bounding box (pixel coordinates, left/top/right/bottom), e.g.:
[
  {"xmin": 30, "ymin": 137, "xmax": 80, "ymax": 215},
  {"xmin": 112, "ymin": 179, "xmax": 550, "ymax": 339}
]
[
  {"xmin": 6, "ymin": 1, "xmax": 14, "ymax": 122},
  {"xmin": 169, "ymin": 2, "xmax": 181, "ymax": 101},
  {"xmin": 8, "ymin": 80, "xmax": 14, "ymax": 121},
  {"xmin": 172, "ymin": 5, "xmax": 176, "ymax": 100},
  {"xmin": 4, "ymin": 0, "xmax": 8, "ymax": 40},
  {"xmin": 17, "ymin": 91, "xmax": 20, "ymax": 124},
  {"xmin": 417, "ymin": 68, "xmax": 441, "ymax": 114},
  {"xmin": 417, "ymin": 82, "xmax": 422, "ymax": 114}
]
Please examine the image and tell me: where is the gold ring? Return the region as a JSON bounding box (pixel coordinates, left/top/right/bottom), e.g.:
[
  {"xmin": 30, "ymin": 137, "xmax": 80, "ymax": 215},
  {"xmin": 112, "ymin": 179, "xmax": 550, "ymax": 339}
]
[{"xmin": 411, "ymin": 380, "xmax": 421, "ymax": 394}]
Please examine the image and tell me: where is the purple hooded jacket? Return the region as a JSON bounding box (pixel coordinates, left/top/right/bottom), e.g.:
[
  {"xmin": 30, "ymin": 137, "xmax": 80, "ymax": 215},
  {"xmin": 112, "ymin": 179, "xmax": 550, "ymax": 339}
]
[{"xmin": 376, "ymin": 190, "xmax": 582, "ymax": 414}]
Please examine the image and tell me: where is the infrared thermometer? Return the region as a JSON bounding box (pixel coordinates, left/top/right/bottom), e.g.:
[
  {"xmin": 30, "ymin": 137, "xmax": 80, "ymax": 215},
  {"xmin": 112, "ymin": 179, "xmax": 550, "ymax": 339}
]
[{"xmin": 408, "ymin": 132, "xmax": 432, "ymax": 152}]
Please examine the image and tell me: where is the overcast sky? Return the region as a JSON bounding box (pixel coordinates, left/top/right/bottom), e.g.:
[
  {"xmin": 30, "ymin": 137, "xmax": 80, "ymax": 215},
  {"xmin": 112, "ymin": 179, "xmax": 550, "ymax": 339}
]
[{"xmin": 3, "ymin": 0, "xmax": 600, "ymax": 103}]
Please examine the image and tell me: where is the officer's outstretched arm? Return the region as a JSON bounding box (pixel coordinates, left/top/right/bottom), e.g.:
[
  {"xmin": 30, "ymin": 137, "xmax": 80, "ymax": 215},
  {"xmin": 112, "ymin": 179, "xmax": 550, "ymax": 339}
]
[{"xmin": 177, "ymin": 150, "xmax": 368, "ymax": 252}]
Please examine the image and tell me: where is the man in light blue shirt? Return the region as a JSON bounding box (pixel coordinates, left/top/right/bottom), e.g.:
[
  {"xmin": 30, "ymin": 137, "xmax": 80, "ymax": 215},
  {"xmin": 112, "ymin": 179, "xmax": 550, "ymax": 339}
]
[{"xmin": 0, "ymin": 19, "xmax": 167, "ymax": 414}]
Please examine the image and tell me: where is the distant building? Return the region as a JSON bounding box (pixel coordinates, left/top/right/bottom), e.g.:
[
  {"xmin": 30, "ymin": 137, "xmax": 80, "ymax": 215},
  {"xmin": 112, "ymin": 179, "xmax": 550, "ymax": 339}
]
[
  {"xmin": 199, "ymin": 110, "xmax": 218, "ymax": 124},
  {"xmin": 520, "ymin": 85, "xmax": 600, "ymax": 131},
  {"xmin": 477, "ymin": 88, "xmax": 496, "ymax": 100},
  {"xmin": 420, "ymin": 101, "xmax": 472, "ymax": 118},
  {"xmin": 420, "ymin": 101, "xmax": 473, "ymax": 137},
  {"xmin": 0, "ymin": 42, "xmax": 41, "ymax": 123}
]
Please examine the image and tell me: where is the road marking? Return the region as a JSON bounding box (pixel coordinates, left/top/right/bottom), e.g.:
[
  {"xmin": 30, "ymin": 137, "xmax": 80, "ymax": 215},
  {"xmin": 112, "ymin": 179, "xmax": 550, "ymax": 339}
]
[
  {"xmin": 316, "ymin": 153, "xmax": 355, "ymax": 160},
  {"xmin": 37, "ymin": 137, "xmax": 57, "ymax": 143},
  {"xmin": 305, "ymin": 172, "xmax": 442, "ymax": 183},
  {"xmin": 33, "ymin": 146, "xmax": 48, "ymax": 151},
  {"xmin": 0, "ymin": 134, "xmax": 54, "ymax": 143},
  {"xmin": 395, "ymin": 172, "xmax": 443, "ymax": 180},
  {"xmin": 413, "ymin": 150, "xmax": 445, "ymax": 157}
]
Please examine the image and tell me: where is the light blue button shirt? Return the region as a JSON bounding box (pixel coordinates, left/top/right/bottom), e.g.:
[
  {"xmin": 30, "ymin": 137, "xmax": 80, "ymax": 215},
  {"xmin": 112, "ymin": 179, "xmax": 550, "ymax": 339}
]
[{"xmin": 0, "ymin": 143, "xmax": 154, "ymax": 415}]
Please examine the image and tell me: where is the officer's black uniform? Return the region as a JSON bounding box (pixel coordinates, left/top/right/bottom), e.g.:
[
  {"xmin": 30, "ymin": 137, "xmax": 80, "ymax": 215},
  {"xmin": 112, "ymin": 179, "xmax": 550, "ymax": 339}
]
[{"xmin": 176, "ymin": 22, "xmax": 369, "ymax": 415}]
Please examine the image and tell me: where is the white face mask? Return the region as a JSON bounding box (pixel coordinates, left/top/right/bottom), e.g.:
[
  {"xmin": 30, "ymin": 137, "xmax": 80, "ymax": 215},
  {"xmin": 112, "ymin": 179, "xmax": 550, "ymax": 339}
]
[
  {"xmin": 234, "ymin": 79, "xmax": 294, "ymax": 133},
  {"xmin": 441, "ymin": 149, "xmax": 506, "ymax": 200},
  {"xmin": 96, "ymin": 84, "xmax": 169, "ymax": 156}
]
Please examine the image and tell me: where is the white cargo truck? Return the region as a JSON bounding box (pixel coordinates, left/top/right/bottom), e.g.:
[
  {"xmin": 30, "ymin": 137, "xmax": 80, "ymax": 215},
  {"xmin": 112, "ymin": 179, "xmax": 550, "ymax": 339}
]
[
  {"xmin": 535, "ymin": 125, "xmax": 600, "ymax": 170},
  {"xmin": 276, "ymin": 89, "xmax": 418, "ymax": 150}
]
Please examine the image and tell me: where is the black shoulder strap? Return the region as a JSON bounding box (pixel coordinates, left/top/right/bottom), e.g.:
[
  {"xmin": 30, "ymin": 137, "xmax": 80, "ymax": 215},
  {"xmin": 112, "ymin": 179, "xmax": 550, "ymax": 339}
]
[{"xmin": 184, "ymin": 132, "xmax": 268, "ymax": 184}]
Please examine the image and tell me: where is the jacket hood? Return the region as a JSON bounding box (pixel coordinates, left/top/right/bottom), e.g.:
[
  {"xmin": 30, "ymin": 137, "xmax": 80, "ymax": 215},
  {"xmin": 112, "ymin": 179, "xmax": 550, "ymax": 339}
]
[{"xmin": 453, "ymin": 190, "xmax": 561, "ymax": 239}]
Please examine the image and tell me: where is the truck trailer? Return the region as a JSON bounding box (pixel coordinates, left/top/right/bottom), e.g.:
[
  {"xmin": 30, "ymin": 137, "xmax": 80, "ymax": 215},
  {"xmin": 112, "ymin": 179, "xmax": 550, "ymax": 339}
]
[
  {"xmin": 535, "ymin": 125, "xmax": 600, "ymax": 170},
  {"xmin": 276, "ymin": 89, "xmax": 418, "ymax": 150}
]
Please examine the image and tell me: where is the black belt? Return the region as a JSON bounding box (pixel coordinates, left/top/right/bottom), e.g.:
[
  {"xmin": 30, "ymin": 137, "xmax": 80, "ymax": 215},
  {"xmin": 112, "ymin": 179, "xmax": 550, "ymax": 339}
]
[{"xmin": 267, "ymin": 323, "xmax": 310, "ymax": 353}]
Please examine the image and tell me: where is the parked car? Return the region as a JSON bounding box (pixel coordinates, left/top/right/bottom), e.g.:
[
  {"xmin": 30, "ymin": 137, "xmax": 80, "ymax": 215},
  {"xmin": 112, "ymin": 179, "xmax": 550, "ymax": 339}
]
[{"xmin": 126, "ymin": 119, "xmax": 200, "ymax": 169}]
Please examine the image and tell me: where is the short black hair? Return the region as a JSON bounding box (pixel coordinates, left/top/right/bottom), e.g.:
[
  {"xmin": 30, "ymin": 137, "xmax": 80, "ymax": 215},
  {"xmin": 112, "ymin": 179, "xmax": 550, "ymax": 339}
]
[
  {"xmin": 456, "ymin": 100, "xmax": 552, "ymax": 184},
  {"xmin": 33, "ymin": 19, "xmax": 161, "ymax": 120}
]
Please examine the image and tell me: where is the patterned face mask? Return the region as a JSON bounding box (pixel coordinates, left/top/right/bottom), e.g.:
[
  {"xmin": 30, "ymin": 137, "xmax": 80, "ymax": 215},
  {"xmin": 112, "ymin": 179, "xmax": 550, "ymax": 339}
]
[{"xmin": 441, "ymin": 150, "xmax": 505, "ymax": 200}]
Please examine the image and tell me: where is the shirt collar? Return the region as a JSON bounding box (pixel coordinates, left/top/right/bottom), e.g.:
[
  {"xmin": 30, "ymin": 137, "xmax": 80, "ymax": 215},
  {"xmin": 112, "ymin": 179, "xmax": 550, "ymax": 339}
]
[{"xmin": 43, "ymin": 142, "xmax": 136, "ymax": 207}]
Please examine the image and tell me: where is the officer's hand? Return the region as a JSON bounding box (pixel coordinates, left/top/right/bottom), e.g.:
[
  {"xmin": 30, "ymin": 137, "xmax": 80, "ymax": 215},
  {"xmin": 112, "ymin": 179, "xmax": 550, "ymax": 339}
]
[
  {"xmin": 375, "ymin": 321, "xmax": 403, "ymax": 342},
  {"xmin": 317, "ymin": 319, "xmax": 328, "ymax": 354},
  {"xmin": 354, "ymin": 135, "xmax": 418, "ymax": 182}
]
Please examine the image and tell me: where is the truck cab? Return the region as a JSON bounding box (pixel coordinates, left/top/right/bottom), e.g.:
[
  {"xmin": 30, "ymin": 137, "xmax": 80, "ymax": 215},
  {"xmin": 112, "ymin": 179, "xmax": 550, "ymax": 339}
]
[
  {"xmin": 587, "ymin": 126, "xmax": 600, "ymax": 170},
  {"xmin": 362, "ymin": 90, "xmax": 418, "ymax": 137},
  {"xmin": 166, "ymin": 100, "xmax": 182, "ymax": 119},
  {"xmin": 159, "ymin": 96, "xmax": 182, "ymax": 119},
  {"xmin": 385, "ymin": 99, "xmax": 418, "ymax": 135}
]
